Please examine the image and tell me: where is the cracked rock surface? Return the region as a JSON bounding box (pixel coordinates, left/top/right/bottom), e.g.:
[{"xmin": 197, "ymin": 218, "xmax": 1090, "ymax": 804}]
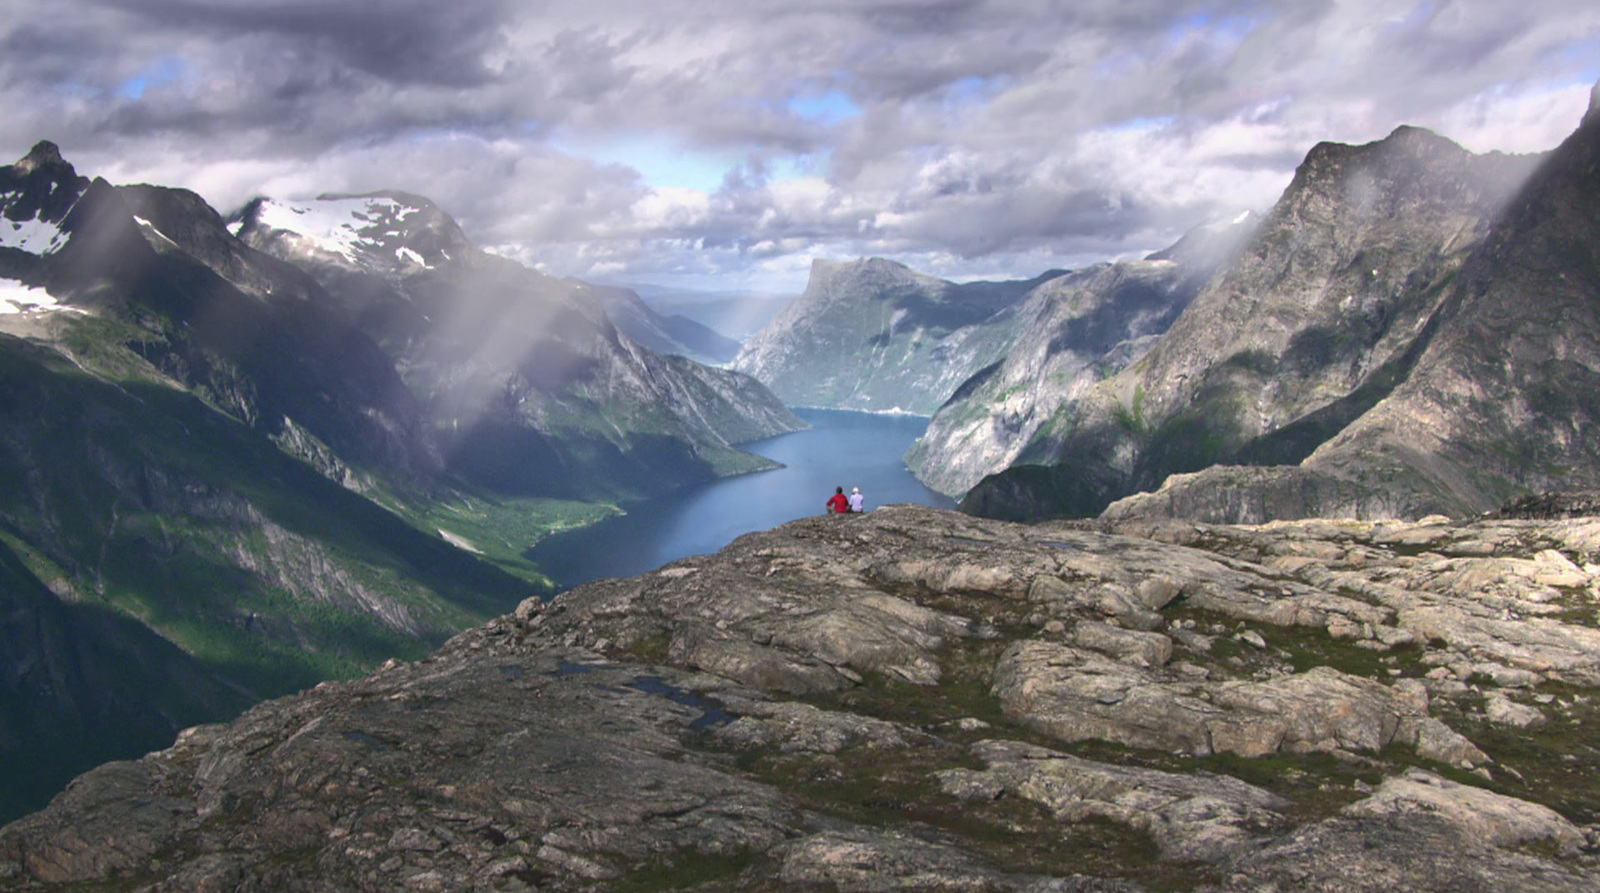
[{"xmin": 4, "ymin": 504, "xmax": 1599, "ymax": 890}]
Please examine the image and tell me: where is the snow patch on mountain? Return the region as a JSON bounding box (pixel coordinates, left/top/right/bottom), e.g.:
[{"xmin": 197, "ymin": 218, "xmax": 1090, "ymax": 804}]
[
  {"xmin": 133, "ymin": 215, "xmax": 180, "ymax": 249},
  {"xmin": 254, "ymin": 197, "xmax": 387, "ymax": 263},
  {"xmin": 0, "ymin": 280, "xmax": 78, "ymax": 314},
  {"xmin": 396, "ymin": 246, "xmax": 431, "ymax": 269},
  {"xmin": 0, "ymin": 215, "xmax": 67, "ymax": 255},
  {"xmin": 250, "ymin": 195, "xmax": 428, "ymax": 268}
]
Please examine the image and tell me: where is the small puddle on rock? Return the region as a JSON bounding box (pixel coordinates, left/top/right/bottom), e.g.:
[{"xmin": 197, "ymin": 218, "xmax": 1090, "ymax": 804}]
[
  {"xmin": 342, "ymin": 731, "xmax": 390, "ymax": 750},
  {"xmin": 555, "ymin": 661, "xmax": 596, "ymax": 676},
  {"xmin": 944, "ymin": 535, "xmax": 994, "ymax": 548},
  {"xmin": 1038, "ymin": 540, "xmax": 1085, "ymax": 551},
  {"xmin": 627, "ymin": 675, "xmax": 735, "ymax": 729}
]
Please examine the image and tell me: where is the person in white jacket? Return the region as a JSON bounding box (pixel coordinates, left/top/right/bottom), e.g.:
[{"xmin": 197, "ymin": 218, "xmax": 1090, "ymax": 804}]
[{"xmin": 848, "ymin": 487, "xmax": 865, "ymax": 513}]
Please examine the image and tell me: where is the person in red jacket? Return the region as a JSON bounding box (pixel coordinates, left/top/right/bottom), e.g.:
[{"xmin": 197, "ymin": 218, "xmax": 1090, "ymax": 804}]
[{"xmin": 826, "ymin": 486, "xmax": 851, "ymax": 514}]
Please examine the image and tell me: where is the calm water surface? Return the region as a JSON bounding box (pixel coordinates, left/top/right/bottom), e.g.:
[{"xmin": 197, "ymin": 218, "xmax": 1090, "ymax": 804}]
[{"xmin": 528, "ymin": 408, "xmax": 956, "ymax": 589}]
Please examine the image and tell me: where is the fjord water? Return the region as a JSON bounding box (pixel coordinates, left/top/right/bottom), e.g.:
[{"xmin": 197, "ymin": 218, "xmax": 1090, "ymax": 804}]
[{"xmin": 528, "ymin": 408, "xmax": 956, "ymax": 589}]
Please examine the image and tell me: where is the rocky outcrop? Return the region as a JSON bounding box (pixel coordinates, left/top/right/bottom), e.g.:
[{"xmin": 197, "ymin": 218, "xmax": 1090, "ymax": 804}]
[
  {"xmin": 940, "ymin": 739, "xmax": 1291, "ymax": 863},
  {"xmin": 963, "ymin": 123, "xmax": 1551, "ymax": 523},
  {"xmin": 732, "ymin": 257, "xmax": 1066, "ymax": 414},
  {"xmin": 6, "ymin": 504, "xmax": 1598, "ymax": 890}
]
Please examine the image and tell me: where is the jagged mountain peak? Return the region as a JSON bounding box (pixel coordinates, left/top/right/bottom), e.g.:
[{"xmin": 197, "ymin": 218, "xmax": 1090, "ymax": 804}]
[
  {"xmin": 1292, "ymin": 126, "xmax": 1483, "ymax": 204},
  {"xmin": 960, "ymin": 115, "xmax": 1555, "ymax": 523},
  {"xmin": 14, "ymin": 140, "xmax": 68, "ymax": 176},
  {"xmin": 814, "ymin": 256, "xmax": 909, "ymax": 273},
  {"xmin": 1, "ymin": 143, "xmax": 90, "ymax": 256}
]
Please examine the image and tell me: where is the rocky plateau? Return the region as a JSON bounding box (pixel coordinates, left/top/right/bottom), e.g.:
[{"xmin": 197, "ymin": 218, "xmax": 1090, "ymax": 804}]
[{"xmin": 6, "ymin": 501, "xmax": 1600, "ymax": 891}]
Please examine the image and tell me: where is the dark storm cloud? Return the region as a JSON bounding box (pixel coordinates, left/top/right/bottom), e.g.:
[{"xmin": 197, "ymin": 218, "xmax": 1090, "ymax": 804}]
[
  {"xmin": 94, "ymin": 0, "xmax": 518, "ymax": 87},
  {"xmin": 2, "ymin": 0, "xmax": 1597, "ymax": 291}
]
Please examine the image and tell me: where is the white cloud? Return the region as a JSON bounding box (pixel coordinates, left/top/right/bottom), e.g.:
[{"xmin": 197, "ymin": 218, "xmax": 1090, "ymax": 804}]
[{"xmin": 3, "ymin": 0, "xmax": 1598, "ymax": 291}]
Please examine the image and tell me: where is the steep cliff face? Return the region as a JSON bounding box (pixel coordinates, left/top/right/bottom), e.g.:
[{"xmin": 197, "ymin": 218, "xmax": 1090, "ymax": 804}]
[
  {"xmin": 235, "ymin": 194, "xmax": 802, "ymax": 500},
  {"xmin": 908, "ymin": 216, "xmax": 1255, "ymax": 496},
  {"xmin": 965, "ymin": 125, "xmax": 1544, "ymax": 522},
  {"xmin": 1286, "ymin": 104, "xmax": 1600, "ymax": 514},
  {"xmin": 731, "ymin": 257, "xmax": 1065, "ymax": 414},
  {"xmin": 5, "ymin": 503, "xmax": 1598, "ymax": 890},
  {"xmin": 1098, "ymin": 107, "xmax": 1600, "ymax": 525}
]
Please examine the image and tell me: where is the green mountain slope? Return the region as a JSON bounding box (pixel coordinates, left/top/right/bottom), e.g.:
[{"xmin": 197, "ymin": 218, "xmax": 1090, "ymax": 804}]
[{"xmin": 0, "ymin": 322, "xmax": 541, "ymax": 823}]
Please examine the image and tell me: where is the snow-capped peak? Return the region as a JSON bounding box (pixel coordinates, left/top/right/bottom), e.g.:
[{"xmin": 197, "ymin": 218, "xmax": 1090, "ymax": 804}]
[
  {"xmin": 253, "ymin": 196, "xmax": 412, "ymax": 264},
  {"xmin": 243, "ymin": 194, "xmax": 457, "ymax": 276}
]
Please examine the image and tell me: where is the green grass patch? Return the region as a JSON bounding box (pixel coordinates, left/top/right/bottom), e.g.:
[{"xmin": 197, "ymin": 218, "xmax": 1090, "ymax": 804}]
[
  {"xmin": 612, "ymin": 847, "xmax": 767, "ymax": 893},
  {"xmin": 1438, "ymin": 686, "xmax": 1600, "ymax": 825},
  {"xmin": 398, "ymin": 488, "xmax": 618, "ymax": 585}
]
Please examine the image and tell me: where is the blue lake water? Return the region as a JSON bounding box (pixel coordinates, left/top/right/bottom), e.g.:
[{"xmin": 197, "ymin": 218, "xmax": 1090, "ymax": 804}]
[{"xmin": 527, "ymin": 408, "xmax": 956, "ymax": 589}]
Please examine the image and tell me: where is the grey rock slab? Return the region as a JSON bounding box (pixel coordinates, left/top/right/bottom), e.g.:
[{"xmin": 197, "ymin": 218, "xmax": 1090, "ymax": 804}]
[
  {"xmin": 995, "ymin": 642, "xmax": 1486, "ymax": 763},
  {"xmin": 1343, "ymin": 769, "xmax": 1584, "ymax": 850},
  {"xmin": 2, "ymin": 647, "xmax": 804, "ymax": 890},
  {"xmin": 939, "ymin": 739, "xmax": 1289, "ymax": 863},
  {"xmin": 1073, "ymin": 621, "xmax": 1174, "ymax": 667},
  {"xmin": 1217, "ymin": 813, "xmax": 1597, "ymax": 892},
  {"xmin": 772, "ymin": 827, "xmax": 1143, "ymax": 893}
]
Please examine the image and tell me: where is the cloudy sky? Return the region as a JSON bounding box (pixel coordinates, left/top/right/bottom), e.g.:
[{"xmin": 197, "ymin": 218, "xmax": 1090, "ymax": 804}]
[{"xmin": 3, "ymin": 1, "xmax": 1597, "ymax": 294}]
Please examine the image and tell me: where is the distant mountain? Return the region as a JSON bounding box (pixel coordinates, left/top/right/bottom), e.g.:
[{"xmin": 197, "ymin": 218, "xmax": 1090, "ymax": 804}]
[
  {"xmin": 632, "ymin": 285, "xmax": 795, "ymax": 341},
  {"xmin": 574, "ymin": 281, "xmax": 741, "ymax": 364},
  {"xmin": 232, "ymin": 192, "xmax": 802, "ymax": 501},
  {"xmin": 731, "ymin": 258, "xmax": 1067, "ymax": 414},
  {"xmin": 907, "ymin": 214, "xmax": 1256, "ymax": 496},
  {"xmin": 962, "ymin": 122, "xmax": 1558, "ymax": 523}
]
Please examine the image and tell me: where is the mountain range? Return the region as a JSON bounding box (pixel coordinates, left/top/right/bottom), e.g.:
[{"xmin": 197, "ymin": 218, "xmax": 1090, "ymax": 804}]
[
  {"xmin": 7, "ymin": 84, "xmax": 1600, "ymax": 862},
  {"xmin": 956, "ymin": 115, "xmax": 1577, "ymax": 522},
  {"xmin": 731, "ymin": 258, "xmax": 1069, "ymax": 415},
  {"xmin": 0, "ymin": 142, "xmax": 798, "ymax": 823},
  {"xmin": 727, "ymin": 96, "xmax": 1600, "ymax": 528}
]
